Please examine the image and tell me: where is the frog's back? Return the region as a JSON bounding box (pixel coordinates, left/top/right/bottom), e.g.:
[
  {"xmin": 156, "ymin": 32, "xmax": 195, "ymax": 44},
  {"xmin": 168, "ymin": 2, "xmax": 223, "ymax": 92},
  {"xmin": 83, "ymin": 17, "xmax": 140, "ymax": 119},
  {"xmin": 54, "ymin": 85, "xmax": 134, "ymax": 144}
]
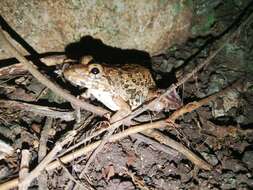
[{"xmin": 103, "ymin": 64, "xmax": 156, "ymax": 109}]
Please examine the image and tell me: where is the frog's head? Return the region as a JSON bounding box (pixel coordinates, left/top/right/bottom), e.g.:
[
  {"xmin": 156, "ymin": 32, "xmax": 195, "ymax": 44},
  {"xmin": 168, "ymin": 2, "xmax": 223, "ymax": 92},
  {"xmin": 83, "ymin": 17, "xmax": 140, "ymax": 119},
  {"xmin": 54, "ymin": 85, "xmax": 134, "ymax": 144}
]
[{"xmin": 63, "ymin": 63, "xmax": 104, "ymax": 88}]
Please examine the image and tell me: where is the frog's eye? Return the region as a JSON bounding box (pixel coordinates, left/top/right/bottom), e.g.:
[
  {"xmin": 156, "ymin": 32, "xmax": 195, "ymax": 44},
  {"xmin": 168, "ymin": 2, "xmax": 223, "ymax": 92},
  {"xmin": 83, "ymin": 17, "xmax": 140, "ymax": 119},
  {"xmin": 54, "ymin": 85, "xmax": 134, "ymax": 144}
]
[
  {"xmin": 91, "ymin": 67, "xmax": 100, "ymax": 74},
  {"xmin": 88, "ymin": 64, "xmax": 103, "ymax": 75}
]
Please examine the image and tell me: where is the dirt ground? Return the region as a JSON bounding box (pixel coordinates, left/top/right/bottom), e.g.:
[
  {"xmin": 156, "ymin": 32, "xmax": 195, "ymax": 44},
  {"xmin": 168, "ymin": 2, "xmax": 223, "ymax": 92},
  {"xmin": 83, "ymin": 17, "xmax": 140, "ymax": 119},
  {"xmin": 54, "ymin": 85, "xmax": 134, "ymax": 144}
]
[{"xmin": 0, "ymin": 1, "xmax": 253, "ymax": 190}]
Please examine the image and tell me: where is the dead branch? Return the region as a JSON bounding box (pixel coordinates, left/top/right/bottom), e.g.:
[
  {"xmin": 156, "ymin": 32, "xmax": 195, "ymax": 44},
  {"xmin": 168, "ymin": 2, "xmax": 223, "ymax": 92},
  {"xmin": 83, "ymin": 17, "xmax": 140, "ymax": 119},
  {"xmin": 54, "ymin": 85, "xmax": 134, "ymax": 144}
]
[
  {"xmin": 0, "ymin": 99, "xmax": 75, "ymax": 121},
  {"xmin": 38, "ymin": 118, "xmax": 53, "ymax": 190},
  {"xmin": 19, "ymin": 149, "xmax": 31, "ymax": 190},
  {"xmin": 0, "ymin": 63, "xmax": 26, "ymax": 77},
  {"xmin": 0, "ymin": 28, "xmax": 108, "ymax": 117},
  {"xmin": 0, "ymin": 55, "xmax": 68, "ymax": 78},
  {"xmin": 130, "ymin": 133, "xmax": 178, "ymax": 156},
  {"xmin": 18, "ymin": 131, "xmax": 76, "ymax": 189},
  {"xmin": 0, "ymin": 139, "xmax": 14, "ymax": 158},
  {"xmin": 142, "ymin": 130, "xmax": 212, "ymax": 170},
  {"xmin": 168, "ymin": 80, "xmax": 243, "ymax": 122},
  {"xmin": 57, "ymin": 158, "xmax": 90, "ymax": 190}
]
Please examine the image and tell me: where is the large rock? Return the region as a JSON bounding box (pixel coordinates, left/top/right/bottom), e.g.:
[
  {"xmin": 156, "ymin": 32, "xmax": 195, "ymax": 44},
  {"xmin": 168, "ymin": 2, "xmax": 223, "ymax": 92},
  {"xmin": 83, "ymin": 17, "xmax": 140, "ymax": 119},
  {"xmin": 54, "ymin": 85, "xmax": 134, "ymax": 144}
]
[{"xmin": 0, "ymin": 0, "xmax": 192, "ymax": 59}]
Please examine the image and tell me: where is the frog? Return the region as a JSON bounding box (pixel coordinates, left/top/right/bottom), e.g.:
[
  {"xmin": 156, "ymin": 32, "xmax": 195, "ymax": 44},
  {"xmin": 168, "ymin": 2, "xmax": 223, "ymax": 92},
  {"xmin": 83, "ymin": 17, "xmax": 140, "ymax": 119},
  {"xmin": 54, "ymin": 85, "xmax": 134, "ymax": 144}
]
[{"xmin": 63, "ymin": 56, "xmax": 182, "ymax": 123}]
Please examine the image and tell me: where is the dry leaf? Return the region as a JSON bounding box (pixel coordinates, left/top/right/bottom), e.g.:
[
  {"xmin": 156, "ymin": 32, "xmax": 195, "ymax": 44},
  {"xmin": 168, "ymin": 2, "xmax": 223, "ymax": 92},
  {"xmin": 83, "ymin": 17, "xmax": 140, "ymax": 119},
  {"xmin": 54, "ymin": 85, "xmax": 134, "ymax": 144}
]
[
  {"xmin": 127, "ymin": 151, "xmax": 137, "ymax": 167},
  {"xmin": 102, "ymin": 164, "xmax": 115, "ymax": 181}
]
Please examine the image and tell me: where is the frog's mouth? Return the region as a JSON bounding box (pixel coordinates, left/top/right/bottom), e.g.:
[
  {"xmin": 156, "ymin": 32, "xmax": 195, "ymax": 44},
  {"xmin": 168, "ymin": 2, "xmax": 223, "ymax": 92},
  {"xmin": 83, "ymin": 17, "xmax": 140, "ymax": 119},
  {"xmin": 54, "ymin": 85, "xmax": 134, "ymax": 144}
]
[{"xmin": 65, "ymin": 74, "xmax": 95, "ymax": 90}]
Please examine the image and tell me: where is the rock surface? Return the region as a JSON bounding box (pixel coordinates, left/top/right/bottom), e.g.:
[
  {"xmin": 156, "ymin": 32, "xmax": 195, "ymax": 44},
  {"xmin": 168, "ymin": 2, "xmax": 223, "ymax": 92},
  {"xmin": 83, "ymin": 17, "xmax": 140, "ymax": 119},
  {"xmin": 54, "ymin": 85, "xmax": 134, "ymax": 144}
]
[{"xmin": 0, "ymin": 0, "xmax": 192, "ymax": 59}]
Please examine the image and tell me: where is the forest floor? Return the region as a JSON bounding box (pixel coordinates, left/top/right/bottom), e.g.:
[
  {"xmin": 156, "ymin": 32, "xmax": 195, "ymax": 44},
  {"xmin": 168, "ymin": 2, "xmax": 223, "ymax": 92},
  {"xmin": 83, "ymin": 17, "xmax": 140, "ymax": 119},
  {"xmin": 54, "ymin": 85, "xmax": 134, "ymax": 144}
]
[{"xmin": 0, "ymin": 1, "xmax": 253, "ymax": 190}]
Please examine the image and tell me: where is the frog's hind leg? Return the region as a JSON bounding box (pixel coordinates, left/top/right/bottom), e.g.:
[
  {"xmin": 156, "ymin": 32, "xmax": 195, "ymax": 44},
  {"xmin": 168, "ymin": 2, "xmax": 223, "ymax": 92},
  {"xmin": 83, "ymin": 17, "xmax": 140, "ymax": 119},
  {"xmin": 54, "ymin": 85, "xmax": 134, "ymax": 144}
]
[{"xmin": 110, "ymin": 96, "xmax": 131, "ymax": 124}]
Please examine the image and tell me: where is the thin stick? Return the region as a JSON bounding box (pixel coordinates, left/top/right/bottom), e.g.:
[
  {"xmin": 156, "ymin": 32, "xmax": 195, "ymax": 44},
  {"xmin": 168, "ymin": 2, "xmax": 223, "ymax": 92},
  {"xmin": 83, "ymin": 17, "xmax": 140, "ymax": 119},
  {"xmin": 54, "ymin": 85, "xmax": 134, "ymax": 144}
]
[
  {"xmin": 18, "ymin": 149, "xmax": 31, "ymax": 190},
  {"xmin": 0, "ymin": 55, "xmax": 67, "ymax": 78},
  {"xmin": 18, "ymin": 131, "xmax": 76, "ymax": 189},
  {"xmin": 0, "ymin": 99, "xmax": 75, "ymax": 121},
  {"xmin": 143, "ymin": 130, "xmax": 212, "ymax": 170},
  {"xmin": 0, "ymin": 28, "xmax": 108, "ymax": 117},
  {"xmin": 38, "ymin": 118, "xmax": 53, "ymax": 190},
  {"xmin": 168, "ymin": 80, "xmax": 242, "ymax": 122},
  {"xmin": 0, "ymin": 139, "xmax": 14, "ymax": 157},
  {"xmin": 130, "ymin": 134, "xmax": 178, "ymax": 156},
  {"xmin": 0, "ymin": 63, "xmax": 25, "ymax": 77},
  {"xmin": 57, "ymin": 158, "xmax": 90, "ymax": 190}
]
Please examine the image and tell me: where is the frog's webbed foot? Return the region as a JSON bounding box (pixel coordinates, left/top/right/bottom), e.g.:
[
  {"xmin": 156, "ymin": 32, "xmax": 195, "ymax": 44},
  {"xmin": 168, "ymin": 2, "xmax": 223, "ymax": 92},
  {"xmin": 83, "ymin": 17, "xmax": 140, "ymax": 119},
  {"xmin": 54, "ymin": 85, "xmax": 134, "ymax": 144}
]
[
  {"xmin": 110, "ymin": 96, "xmax": 131, "ymax": 124},
  {"xmin": 148, "ymin": 88, "xmax": 182, "ymax": 112}
]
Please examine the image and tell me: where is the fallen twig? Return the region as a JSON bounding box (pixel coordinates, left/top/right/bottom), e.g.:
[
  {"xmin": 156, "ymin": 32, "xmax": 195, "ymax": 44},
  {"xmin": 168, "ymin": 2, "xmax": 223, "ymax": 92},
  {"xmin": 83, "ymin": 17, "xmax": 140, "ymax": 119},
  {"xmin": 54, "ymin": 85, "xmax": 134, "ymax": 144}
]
[
  {"xmin": 18, "ymin": 131, "xmax": 76, "ymax": 189},
  {"xmin": 168, "ymin": 80, "xmax": 243, "ymax": 122},
  {"xmin": 57, "ymin": 158, "xmax": 90, "ymax": 190},
  {"xmin": 0, "ymin": 55, "xmax": 68, "ymax": 77},
  {"xmin": 0, "ymin": 99, "xmax": 75, "ymax": 121},
  {"xmin": 143, "ymin": 129, "xmax": 212, "ymax": 170},
  {"xmin": 38, "ymin": 118, "xmax": 53, "ymax": 190},
  {"xmin": 0, "ymin": 63, "xmax": 26, "ymax": 77},
  {"xmin": 19, "ymin": 149, "xmax": 31, "ymax": 190},
  {"xmin": 130, "ymin": 133, "xmax": 178, "ymax": 156},
  {"xmin": 0, "ymin": 139, "xmax": 14, "ymax": 159}
]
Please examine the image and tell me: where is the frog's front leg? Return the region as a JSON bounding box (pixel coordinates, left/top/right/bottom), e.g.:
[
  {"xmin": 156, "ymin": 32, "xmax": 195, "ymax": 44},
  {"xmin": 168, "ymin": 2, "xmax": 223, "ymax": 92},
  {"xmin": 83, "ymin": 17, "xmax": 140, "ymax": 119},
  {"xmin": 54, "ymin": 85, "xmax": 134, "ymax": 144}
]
[
  {"xmin": 80, "ymin": 89, "xmax": 91, "ymax": 99},
  {"xmin": 110, "ymin": 96, "xmax": 131, "ymax": 124},
  {"xmin": 70, "ymin": 90, "xmax": 93, "ymax": 123}
]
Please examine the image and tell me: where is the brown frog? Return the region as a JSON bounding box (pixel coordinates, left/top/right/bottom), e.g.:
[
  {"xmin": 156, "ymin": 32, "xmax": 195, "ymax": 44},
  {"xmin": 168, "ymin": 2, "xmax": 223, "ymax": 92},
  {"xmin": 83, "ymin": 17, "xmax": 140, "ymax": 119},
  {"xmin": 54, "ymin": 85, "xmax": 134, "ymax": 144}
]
[{"xmin": 63, "ymin": 57, "xmax": 182, "ymax": 122}]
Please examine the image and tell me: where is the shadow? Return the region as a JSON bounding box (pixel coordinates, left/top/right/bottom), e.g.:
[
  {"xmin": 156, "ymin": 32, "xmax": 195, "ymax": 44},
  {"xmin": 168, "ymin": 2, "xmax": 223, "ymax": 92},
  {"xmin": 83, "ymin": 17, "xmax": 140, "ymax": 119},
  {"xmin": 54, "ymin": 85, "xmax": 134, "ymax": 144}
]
[
  {"xmin": 155, "ymin": 70, "xmax": 178, "ymax": 89},
  {"xmin": 65, "ymin": 35, "xmax": 151, "ymax": 67},
  {"xmin": 241, "ymin": 123, "xmax": 253, "ymax": 129}
]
